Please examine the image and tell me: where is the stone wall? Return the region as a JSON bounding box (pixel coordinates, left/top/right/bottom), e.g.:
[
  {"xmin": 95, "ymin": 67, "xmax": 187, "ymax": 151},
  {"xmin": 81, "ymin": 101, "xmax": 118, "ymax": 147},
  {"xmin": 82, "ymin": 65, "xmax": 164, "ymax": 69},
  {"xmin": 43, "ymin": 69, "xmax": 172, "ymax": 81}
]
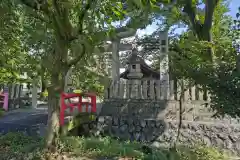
[
  {"xmin": 99, "ymin": 99, "xmax": 240, "ymax": 156},
  {"xmin": 100, "ymin": 99, "xmax": 240, "ymax": 123}
]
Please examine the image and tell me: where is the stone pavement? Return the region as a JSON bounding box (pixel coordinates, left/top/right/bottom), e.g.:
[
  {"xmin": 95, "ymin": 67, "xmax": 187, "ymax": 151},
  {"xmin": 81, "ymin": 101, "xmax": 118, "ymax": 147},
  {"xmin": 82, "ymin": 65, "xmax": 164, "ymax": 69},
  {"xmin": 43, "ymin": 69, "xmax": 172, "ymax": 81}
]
[
  {"xmin": 0, "ymin": 108, "xmax": 48, "ymax": 136},
  {"xmin": 0, "ymin": 103, "xmax": 102, "ymax": 136}
]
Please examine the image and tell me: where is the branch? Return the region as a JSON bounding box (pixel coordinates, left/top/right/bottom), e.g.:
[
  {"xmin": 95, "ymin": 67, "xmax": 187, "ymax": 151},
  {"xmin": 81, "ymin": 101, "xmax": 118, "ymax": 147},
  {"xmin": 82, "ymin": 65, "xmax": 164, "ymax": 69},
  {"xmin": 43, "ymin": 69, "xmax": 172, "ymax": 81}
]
[
  {"xmin": 52, "ymin": 0, "xmax": 66, "ymax": 39},
  {"xmin": 116, "ymin": 12, "xmax": 150, "ymax": 39},
  {"xmin": 183, "ymin": 0, "xmax": 202, "ymax": 32},
  {"xmin": 94, "ymin": 12, "xmax": 150, "ymax": 42},
  {"xmin": 116, "ymin": 28, "xmax": 136, "ymax": 39},
  {"xmin": 67, "ymin": 44, "xmax": 86, "ymax": 67},
  {"xmin": 203, "ymin": 0, "xmax": 219, "ymax": 31},
  {"xmin": 78, "ymin": 0, "xmax": 94, "ymax": 34},
  {"xmin": 20, "ymin": 0, "xmax": 49, "ymax": 14},
  {"xmin": 27, "ymin": 11, "xmax": 49, "ymax": 23},
  {"xmin": 53, "ymin": 0, "xmax": 61, "ymax": 15},
  {"xmin": 68, "ymin": 0, "xmax": 94, "ymax": 42}
]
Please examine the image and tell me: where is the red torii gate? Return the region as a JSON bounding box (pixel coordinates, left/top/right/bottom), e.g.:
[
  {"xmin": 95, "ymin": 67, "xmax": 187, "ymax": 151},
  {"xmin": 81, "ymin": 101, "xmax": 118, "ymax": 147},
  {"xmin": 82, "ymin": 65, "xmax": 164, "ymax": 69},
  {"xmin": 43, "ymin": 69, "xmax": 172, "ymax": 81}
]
[{"xmin": 60, "ymin": 92, "xmax": 96, "ymax": 126}]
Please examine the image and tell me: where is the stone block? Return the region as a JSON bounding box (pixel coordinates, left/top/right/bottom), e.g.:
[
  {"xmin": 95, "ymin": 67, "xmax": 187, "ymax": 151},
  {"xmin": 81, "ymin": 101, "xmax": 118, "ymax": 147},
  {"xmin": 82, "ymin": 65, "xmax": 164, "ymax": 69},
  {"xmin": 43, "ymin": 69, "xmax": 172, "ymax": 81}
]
[
  {"xmin": 140, "ymin": 120, "xmax": 146, "ymax": 128},
  {"xmin": 120, "ymin": 124, "xmax": 128, "ymax": 133},
  {"xmin": 112, "ymin": 117, "xmax": 119, "ymax": 126}
]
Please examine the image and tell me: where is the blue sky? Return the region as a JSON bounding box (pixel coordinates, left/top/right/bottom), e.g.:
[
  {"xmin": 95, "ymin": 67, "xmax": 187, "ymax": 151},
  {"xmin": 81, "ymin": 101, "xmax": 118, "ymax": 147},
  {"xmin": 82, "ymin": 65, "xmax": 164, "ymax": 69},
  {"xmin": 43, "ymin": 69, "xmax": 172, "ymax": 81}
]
[
  {"xmin": 229, "ymin": 0, "xmax": 240, "ymax": 17},
  {"xmin": 137, "ymin": 0, "xmax": 240, "ymax": 36}
]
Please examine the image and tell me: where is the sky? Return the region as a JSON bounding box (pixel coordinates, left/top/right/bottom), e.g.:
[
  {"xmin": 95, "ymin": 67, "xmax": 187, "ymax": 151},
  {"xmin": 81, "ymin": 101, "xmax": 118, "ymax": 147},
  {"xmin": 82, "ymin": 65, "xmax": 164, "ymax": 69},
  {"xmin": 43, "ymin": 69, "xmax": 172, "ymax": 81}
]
[{"xmin": 137, "ymin": 0, "xmax": 240, "ymax": 36}]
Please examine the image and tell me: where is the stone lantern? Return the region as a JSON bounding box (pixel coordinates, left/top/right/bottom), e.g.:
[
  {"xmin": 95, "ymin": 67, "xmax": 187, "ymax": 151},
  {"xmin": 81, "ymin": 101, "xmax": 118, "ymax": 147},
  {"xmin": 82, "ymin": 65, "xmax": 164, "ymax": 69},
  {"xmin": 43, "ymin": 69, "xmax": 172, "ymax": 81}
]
[{"xmin": 126, "ymin": 48, "xmax": 143, "ymax": 80}]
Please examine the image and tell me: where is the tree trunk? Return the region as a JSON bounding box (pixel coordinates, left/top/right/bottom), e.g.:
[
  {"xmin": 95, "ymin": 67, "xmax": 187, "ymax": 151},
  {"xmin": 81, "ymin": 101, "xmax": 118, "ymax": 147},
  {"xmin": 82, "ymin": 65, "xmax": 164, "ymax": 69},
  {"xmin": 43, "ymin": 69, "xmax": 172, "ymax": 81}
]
[
  {"xmin": 45, "ymin": 74, "xmax": 65, "ymax": 149},
  {"xmin": 41, "ymin": 77, "xmax": 46, "ymax": 93}
]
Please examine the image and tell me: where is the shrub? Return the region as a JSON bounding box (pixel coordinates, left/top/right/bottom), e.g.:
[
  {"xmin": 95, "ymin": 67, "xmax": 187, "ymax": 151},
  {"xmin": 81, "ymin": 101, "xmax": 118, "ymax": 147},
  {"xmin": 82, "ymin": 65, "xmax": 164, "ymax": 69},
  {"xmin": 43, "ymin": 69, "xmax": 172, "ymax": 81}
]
[
  {"xmin": 176, "ymin": 145, "xmax": 228, "ymax": 160},
  {"xmin": 0, "ymin": 132, "xmax": 44, "ymax": 159},
  {"xmin": 0, "ymin": 133, "xmax": 229, "ymax": 160},
  {"xmin": 0, "ymin": 108, "xmax": 5, "ymax": 117},
  {"xmin": 60, "ymin": 136, "xmax": 229, "ymax": 160}
]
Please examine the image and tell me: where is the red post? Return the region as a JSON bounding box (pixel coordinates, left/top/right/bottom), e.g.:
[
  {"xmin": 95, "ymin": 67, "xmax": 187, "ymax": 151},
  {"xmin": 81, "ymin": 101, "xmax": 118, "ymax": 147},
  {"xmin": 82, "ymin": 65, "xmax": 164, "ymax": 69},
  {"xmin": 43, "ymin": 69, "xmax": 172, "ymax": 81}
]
[
  {"xmin": 59, "ymin": 92, "xmax": 97, "ymax": 126},
  {"xmin": 60, "ymin": 93, "xmax": 66, "ymax": 126},
  {"xmin": 78, "ymin": 95, "xmax": 82, "ymax": 112},
  {"xmin": 91, "ymin": 94, "xmax": 97, "ymax": 113}
]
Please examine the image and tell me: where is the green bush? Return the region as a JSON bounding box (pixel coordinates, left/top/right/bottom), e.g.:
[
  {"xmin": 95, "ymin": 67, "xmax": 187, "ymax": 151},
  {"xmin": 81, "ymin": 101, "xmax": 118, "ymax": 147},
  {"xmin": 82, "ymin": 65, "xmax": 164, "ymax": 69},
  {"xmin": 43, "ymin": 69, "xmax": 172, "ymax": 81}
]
[
  {"xmin": 0, "ymin": 108, "xmax": 5, "ymax": 117},
  {"xmin": 176, "ymin": 145, "xmax": 228, "ymax": 160},
  {"xmin": 60, "ymin": 136, "xmax": 229, "ymax": 160},
  {"xmin": 0, "ymin": 132, "xmax": 44, "ymax": 159},
  {"xmin": 0, "ymin": 133, "xmax": 229, "ymax": 160}
]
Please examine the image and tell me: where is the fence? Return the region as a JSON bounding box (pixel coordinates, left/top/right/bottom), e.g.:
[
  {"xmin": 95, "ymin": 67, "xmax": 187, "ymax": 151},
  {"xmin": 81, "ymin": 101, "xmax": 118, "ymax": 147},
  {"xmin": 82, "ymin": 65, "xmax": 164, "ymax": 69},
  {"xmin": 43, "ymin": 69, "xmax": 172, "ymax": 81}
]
[
  {"xmin": 104, "ymin": 79, "xmax": 210, "ymax": 101},
  {"xmin": 0, "ymin": 84, "xmax": 31, "ymax": 109}
]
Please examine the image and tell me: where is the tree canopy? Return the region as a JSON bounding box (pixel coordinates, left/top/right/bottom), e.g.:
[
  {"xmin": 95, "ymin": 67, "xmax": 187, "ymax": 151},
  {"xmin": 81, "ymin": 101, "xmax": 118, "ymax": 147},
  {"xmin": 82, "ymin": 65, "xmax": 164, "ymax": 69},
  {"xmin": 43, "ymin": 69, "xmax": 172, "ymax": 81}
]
[{"xmin": 1, "ymin": 0, "xmax": 240, "ymax": 150}]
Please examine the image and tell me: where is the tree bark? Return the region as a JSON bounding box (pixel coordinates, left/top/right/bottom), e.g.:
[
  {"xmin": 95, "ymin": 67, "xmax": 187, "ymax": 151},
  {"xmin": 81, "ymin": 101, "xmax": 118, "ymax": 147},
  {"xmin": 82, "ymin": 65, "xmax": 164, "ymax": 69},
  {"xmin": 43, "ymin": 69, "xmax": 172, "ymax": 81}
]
[
  {"xmin": 45, "ymin": 70, "xmax": 66, "ymax": 149},
  {"xmin": 41, "ymin": 80, "xmax": 46, "ymax": 93},
  {"xmin": 45, "ymin": 20, "xmax": 71, "ymax": 148},
  {"xmin": 45, "ymin": 35, "xmax": 69, "ymax": 149},
  {"xmin": 183, "ymin": 0, "xmax": 219, "ymax": 62}
]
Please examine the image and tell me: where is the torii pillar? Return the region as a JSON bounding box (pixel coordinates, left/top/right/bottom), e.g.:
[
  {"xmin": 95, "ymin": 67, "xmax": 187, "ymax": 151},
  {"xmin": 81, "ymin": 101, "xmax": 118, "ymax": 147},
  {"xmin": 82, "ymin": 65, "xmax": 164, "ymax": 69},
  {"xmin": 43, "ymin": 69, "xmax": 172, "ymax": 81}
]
[
  {"xmin": 111, "ymin": 39, "xmax": 121, "ymax": 81},
  {"xmin": 159, "ymin": 31, "xmax": 170, "ymax": 99}
]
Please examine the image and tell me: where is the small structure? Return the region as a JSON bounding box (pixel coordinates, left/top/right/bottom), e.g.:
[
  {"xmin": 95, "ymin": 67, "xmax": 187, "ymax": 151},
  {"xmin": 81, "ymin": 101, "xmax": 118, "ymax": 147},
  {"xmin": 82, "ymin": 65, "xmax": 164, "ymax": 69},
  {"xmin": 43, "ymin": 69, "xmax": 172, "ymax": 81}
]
[{"xmin": 120, "ymin": 48, "xmax": 160, "ymax": 80}]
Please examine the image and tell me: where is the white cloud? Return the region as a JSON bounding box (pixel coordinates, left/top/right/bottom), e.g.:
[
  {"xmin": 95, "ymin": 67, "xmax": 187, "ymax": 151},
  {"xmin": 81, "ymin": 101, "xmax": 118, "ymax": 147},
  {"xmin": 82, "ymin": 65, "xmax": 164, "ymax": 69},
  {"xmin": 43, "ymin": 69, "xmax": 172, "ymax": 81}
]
[{"xmin": 137, "ymin": 22, "xmax": 158, "ymax": 37}]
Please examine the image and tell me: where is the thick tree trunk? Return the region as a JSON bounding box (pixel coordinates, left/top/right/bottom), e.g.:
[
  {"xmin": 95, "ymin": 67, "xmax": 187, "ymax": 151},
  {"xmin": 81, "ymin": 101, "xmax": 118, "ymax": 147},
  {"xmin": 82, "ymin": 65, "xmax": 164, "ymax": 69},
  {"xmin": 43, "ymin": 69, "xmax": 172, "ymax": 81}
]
[
  {"xmin": 41, "ymin": 81, "xmax": 46, "ymax": 93},
  {"xmin": 46, "ymin": 91, "xmax": 60, "ymax": 149},
  {"xmin": 45, "ymin": 74, "xmax": 65, "ymax": 149}
]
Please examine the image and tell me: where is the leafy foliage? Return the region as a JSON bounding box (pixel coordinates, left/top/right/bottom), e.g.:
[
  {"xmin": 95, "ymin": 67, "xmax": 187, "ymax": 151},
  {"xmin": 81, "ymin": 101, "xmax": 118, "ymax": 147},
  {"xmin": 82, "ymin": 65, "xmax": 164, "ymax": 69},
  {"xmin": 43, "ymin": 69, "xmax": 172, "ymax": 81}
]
[
  {"xmin": 0, "ymin": 108, "xmax": 5, "ymax": 117},
  {"xmin": 0, "ymin": 132, "xmax": 44, "ymax": 159},
  {"xmin": 169, "ymin": 5, "xmax": 240, "ymax": 117},
  {"xmin": 136, "ymin": 2, "xmax": 240, "ymax": 118},
  {"xmin": 0, "ymin": 133, "xmax": 228, "ymax": 160},
  {"xmin": 0, "ymin": 1, "xmax": 27, "ymax": 83},
  {"xmin": 60, "ymin": 136, "xmax": 228, "ymax": 160}
]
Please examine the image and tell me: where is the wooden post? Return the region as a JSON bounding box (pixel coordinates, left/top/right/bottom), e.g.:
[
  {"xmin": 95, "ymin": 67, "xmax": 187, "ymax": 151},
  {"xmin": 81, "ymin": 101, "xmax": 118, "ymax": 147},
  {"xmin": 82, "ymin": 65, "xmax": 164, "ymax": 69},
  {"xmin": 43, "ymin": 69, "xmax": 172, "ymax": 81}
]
[
  {"xmin": 142, "ymin": 80, "xmax": 148, "ymax": 99},
  {"xmin": 111, "ymin": 40, "xmax": 121, "ymax": 81},
  {"xmin": 149, "ymin": 80, "xmax": 155, "ymax": 99},
  {"xmin": 126, "ymin": 80, "xmax": 131, "ymax": 99},
  {"xmin": 32, "ymin": 80, "xmax": 38, "ymax": 108},
  {"xmin": 183, "ymin": 82, "xmax": 189, "ymax": 101},
  {"xmin": 198, "ymin": 85, "xmax": 204, "ymax": 101},
  {"xmin": 177, "ymin": 82, "xmax": 181, "ymax": 101},
  {"xmin": 169, "ymin": 80, "xmax": 174, "ymax": 100},
  {"xmin": 119, "ymin": 80, "xmax": 125, "ymax": 99},
  {"xmin": 156, "ymin": 80, "xmax": 161, "ymax": 100},
  {"xmin": 207, "ymin": 91, "xmax": 211, "ymax": 101},
  {"xmin": 191, "ymin": 86, "xmax": 196, "ymax": 101},
  {"xmin": 10, "ymin": 84, "xmax": 15, "ymax": 99}
]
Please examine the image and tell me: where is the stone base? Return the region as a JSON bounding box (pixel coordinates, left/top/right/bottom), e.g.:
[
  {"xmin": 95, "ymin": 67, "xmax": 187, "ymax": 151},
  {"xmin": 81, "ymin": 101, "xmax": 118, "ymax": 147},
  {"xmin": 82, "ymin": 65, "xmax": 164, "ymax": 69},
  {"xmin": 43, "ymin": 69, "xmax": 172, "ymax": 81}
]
[{"xmin": 97, "ymin": 116, "xmax": 240, "ymax": 156}]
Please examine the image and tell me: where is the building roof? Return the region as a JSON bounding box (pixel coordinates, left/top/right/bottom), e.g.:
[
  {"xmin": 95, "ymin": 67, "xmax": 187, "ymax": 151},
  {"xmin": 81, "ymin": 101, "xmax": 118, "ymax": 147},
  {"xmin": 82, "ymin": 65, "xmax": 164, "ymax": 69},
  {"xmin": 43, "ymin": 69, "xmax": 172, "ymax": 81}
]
[{"xmin": 120, "ymin": 49, "xmax": 160, "ymax": 79}]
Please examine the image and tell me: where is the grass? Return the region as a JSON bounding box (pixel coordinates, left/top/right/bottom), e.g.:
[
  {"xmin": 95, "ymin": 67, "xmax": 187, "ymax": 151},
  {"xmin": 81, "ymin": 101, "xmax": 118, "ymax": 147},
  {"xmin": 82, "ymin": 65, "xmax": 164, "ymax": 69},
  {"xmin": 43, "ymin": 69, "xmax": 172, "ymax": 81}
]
[
  {"xmin": 0, "ymin": 108, "xmax": 5, "ymax": 117},
  {"xmin": 0, "ymin": 132, "xmax": 229, "ymax": 160},
  {"xmin": 0, "ymin": 132, "xmax": 44, "ymax": 159},
  {"xmin": 60, "ymin": 136, "xmax": 146, "ymax": 158},
  {"xmin": 60, "ymin": 136, "xmax": 228, "ymax": 160}
]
